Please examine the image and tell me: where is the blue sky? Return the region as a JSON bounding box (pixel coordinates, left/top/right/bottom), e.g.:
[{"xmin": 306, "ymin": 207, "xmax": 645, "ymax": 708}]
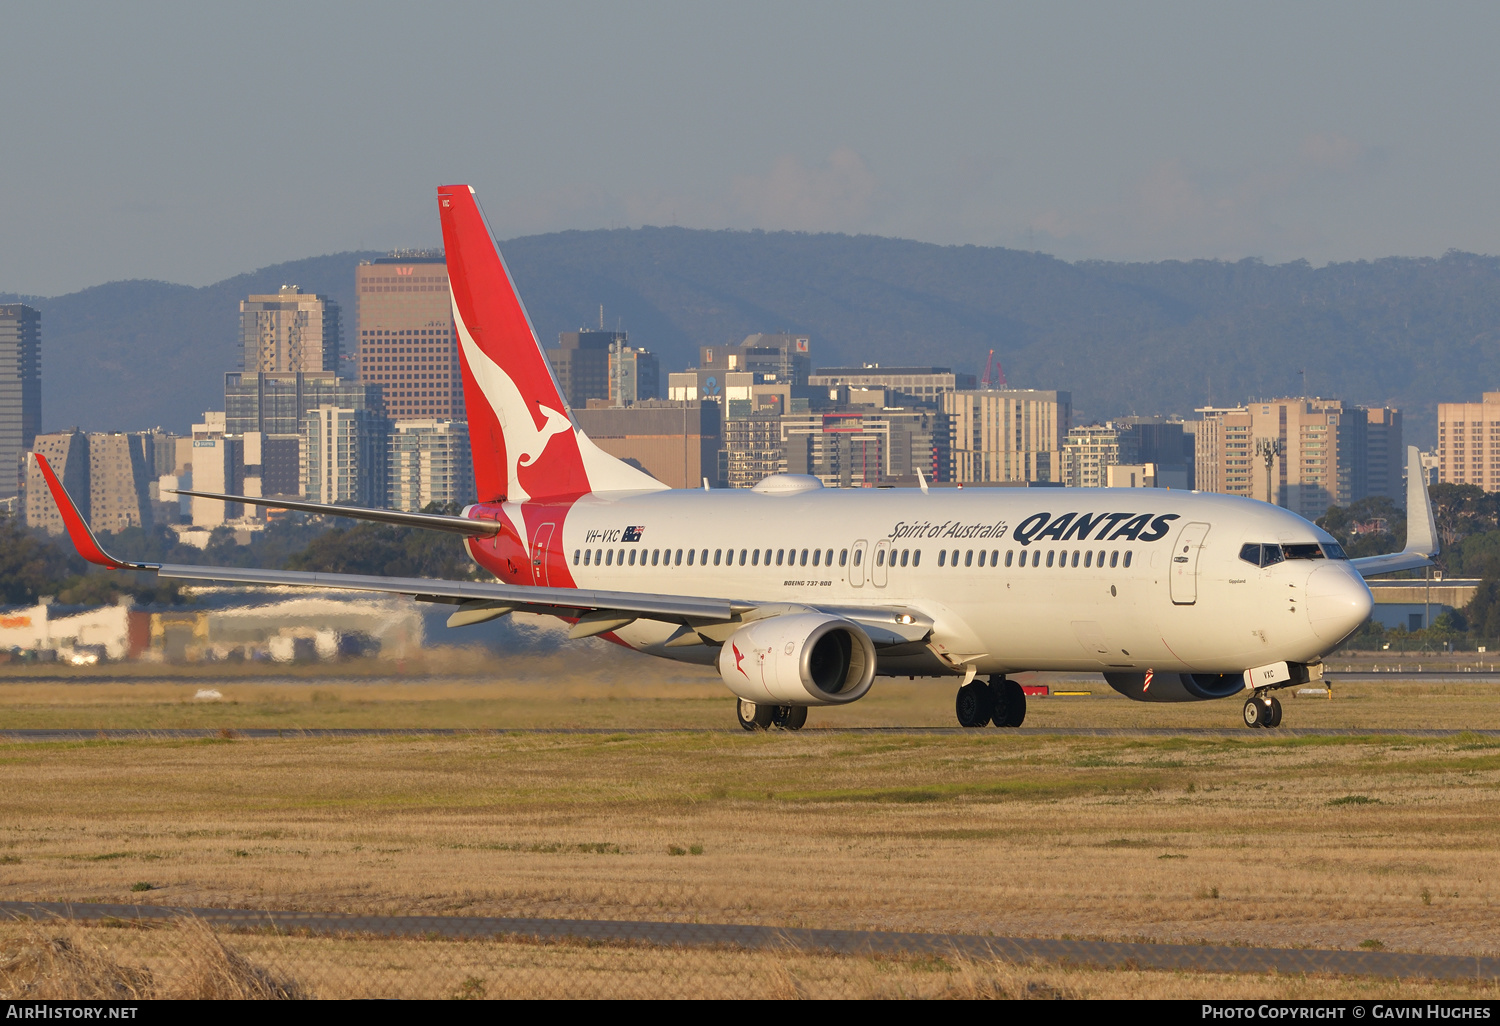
[{"xmin": 4, "ymin": 1, "xmax": 1499, "ymax": 295}]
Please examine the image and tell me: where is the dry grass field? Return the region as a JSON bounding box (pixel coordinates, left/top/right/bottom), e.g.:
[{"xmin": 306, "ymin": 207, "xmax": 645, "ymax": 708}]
[{"xmin": 2, "ymin": 653, "xmax": 1499, "ymax": 998}]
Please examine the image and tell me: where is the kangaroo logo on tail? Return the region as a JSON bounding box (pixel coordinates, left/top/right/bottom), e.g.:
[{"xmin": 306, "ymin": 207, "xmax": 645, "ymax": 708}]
[{"xmin": 438, "ymin": 184, "xmax": 667, "ymax": 503}]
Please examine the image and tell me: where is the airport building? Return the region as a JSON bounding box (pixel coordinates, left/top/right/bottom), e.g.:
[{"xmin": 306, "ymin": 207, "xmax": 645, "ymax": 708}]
[
  {"xmin": 241, "ymin": 286, "xmax": 341, "ymax": 374},
  {"xmin": 356, "ymin": 253, "xmax": 462, "ymax": 420},
  {"xmin": 0, "ymin": 304, "xmax": 40, "ymax": 503},
  {"xmin": 942, "ymin": 388, "xmax": 1071, "ymax": 484},
  {"xmin": 389, "ymin": 419, "xmax": 474, "ymax": 511}
]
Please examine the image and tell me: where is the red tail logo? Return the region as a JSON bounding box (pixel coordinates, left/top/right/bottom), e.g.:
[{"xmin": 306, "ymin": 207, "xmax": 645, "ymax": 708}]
[{"xmin": 437, "ymin": 185, "xmax": 664, "ymax": 503}]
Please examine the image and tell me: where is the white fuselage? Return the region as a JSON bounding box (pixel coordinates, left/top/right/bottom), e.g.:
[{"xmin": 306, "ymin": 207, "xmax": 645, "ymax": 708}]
[{"xmin": 511, "ymin": 485, "xmax": 1373, "ymax": 678}]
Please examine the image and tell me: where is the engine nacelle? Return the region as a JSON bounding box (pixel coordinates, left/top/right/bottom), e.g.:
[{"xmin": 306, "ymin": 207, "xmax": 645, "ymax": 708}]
[
  {"xmin": 1103, "ymin": 671, "xmax": 1247, "ymax": 703},
  {"xmin": 717, "ymin": 613, "xmax": 877, "ymax": 706}
]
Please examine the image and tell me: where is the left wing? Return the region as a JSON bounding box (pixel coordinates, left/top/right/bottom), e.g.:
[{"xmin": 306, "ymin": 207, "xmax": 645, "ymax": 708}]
[{"xmin": 31, "ymin": 454, "xmax": 933, "ymax": 645}]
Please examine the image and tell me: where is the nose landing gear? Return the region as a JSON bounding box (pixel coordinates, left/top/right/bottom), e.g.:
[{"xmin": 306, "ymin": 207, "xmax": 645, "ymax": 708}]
[{"xmin": 1242, "ymin": 693, "xmax": 1283, "ymax": 728}]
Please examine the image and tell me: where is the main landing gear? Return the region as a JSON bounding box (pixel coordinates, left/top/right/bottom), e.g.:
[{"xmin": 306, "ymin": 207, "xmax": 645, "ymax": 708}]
[
  {"xmin": 956, "ymin": 676, "xmax": 1026, "ymax": 728},
  {"xmin": 1243, "ymin": 692, "xmax": 1283, "ymax": 729},
  {"xmin": 737, "ymin": 699, "xmax": 807, "ymax": 731}
]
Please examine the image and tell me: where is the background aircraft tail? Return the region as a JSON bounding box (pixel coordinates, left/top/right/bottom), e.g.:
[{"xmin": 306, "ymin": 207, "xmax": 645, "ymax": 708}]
[{"xmin": 437, "ymin": 184, "xmax": 667, "ymax": 503}]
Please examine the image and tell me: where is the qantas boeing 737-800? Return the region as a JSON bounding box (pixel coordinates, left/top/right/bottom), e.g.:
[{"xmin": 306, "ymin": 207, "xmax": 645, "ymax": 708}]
[{"xmin": 33, "ymin": 185, "xmax": 1439, "ymax": 731}]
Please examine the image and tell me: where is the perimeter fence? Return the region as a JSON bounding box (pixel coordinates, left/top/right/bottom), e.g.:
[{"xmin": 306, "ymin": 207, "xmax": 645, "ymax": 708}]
[{"xmin": 3, "ymin": 902, "xmax": 1497, "ymax": 1000}]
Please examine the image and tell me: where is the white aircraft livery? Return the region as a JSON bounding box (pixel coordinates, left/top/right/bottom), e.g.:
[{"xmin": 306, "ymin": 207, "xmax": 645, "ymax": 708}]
[{"xmin": 34, "ymin": 185, "xmax": 1439, "ymax": 731}]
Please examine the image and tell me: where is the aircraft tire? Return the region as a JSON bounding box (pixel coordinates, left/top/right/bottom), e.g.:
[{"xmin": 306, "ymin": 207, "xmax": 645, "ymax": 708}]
[
  {"xmin": 993, "ymin": 679, "xmax": 1027, "ymax": 728},
  {"xmin": 1243, "ymin": 697, "xmax": 1264, "ymax": 728},
  {"xmin": 955, "ymin": 681, "xmax": 994, "ymax": 727},
  {"xmin": 776, "ymin": 706, "xmax": 808, "ymax": 731},
  {"xmin": 738, "ymin": 699, "xmax": 776, "ymax": 731},
  {"xmin": 1266, "ymin": 697, "xmax": 1282, "ymax": 728}
]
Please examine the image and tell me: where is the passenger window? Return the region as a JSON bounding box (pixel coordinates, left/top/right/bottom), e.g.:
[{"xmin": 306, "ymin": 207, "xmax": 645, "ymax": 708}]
[
  {"xmin": 964, "ymin": 550, "xmax": 973, "ymax": 567},
  {"xmin": 1123, "ymin": 551, "xmax": 1133, "ymax": 568},
  {"xmin": 595, "ymin": 549, "xmax": 602, "ymax": 565},
  {"xmin": 951, "ymin": 549, "xmax": 960, "ymax": 566},
  {"xmin": 740, "ymin": 549, "xmax": 747, "ymax": 565},
  {"xmin": 839, "ymin": 549, "xmax": 848, "ymax": 567},
  {"xmin": 776, "ymin": 549, "xmax": 785, "ymax": 566},
  {"xmin": 826, "ymin": 548, "xmax": 834, "ymax": 566},
  {"xmin": 1084, "ymin": 551, "xmax": 1092, "ymax": 568},
  {"xmin": 1033, "ymin": 551, "xmax": 1041, "ymax": 567},
  {"xmin": 652, "ymin": 549, "xmax": 660, "ymax": 566},
  {"xmin": 854, "ymin": 549, "xmax": 863, "ymax": 566},
  {"xmin": 618, "ymin": 549, "xmax": 624, "ymax": 565},
  {"xmin": 900, "ymin": 549, "xmax": 909, "ymax": 567},
  {"xmin": 582, "ymin": 550, "xmax": 590, "ymax": 566},
  {"xmin": 714, "ymin": 549, "xmax": 722, "ymax": 566},
  {"xmin": 701, "ymin": 549, "xmax": 709, "ymax": 565},
  {"xmin": 675, "ymin": 549, "xmax": 683, "ymax": 566},
  {"xmin": 573, "ymin": 549, "xmax": 581, "ymax": 565},
  {"xmin": 876, "ymin": 549, "xmax": 885, "ymax": 566},
  {"xmin": 1109, "ymin": 551, "xmax": 1118, "ymax": 568},
  {"xmin": 812, "ymin": 549, "xmax": 821, "ymax": 567},
  {"xmin": 1071, "ymin": 551, "xmax": 1079, "ymax": 567},
  {"xmin": 1005, "ymin": 550, "xmax": 1013, "ymax": 567},
  {"xmin": 629, "ymin": 550, "xmax": 637, "ymax": 566},
  {"xmin": 1046, "ymin": 551, "xmax": 1055, "ymax": 567},
  {"xmin": 752, "ymin": 549, "xmax": 760, "ymax": 566},
  {"xmin": 605, "ymin": 550, "xmax": 613, "ymax": 566},
  {"xmin": 800, "ymin": 549, "xmax": 809, "ymax": 566},
  {"xmin": 991, "ymin": 550, "xmax": 999, "ymax": 566},
  {"xmin": 938, "ymin": 550, "xmax": 946, "ymax": 567},
  {"xmin": 912, "ymin": 550, "xmax": 921, "ymax": 567},
  {"xmin": 1097, "ymin": 550, "xmax": 1105, "ymax": 566},
  {"xmin": 686, "ymin": 549, "xmax": 694, "ymax": 566}
]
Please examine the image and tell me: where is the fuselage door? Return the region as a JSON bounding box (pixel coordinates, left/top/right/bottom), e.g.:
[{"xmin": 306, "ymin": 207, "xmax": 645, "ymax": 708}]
[
  {"xmin": 531, "ymin": 522, "xmax": 555, "ymax": 587},
  {"xmin": 1169, "ymin": 521, "xmax": 1211, "ymax": 605},
  {"xmin": 872, "ymin": 539, "xmax": 891, "ymax": 588},
  {"xmin": 849, "ymin": 540, "xmax": 868, "ymax": 587}
]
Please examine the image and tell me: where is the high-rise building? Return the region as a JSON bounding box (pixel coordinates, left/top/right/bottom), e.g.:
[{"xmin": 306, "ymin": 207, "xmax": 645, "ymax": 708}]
[
  {"xmin": 25, "ymin": 430, "xmax": 87, "ymax": 535},
  {"xmin": 0, "ymin": 304, "xmax": 41, "ymax": 502},
  {"xmin": 571, "ymin": 400, "xmax": 721, "ymax": 489},
  {"xmin": 781, "ymin": 407, "xmax": 948, "ymax": 488},
  {"xmin": 1434, "ymin": 394, "xmax": 1500, "ymax": 491},
  {"xmin": 1060, "ymin": 423, "xmax": 1136, "ymax": 488},
  {"xmin": 942, "ymin": 389, "xmax": 1071, "ymax": 484},
  {"xmin": 548, "ymin": 331, "xmax": 623, "ymax": 409},
  {"xmin": 86, "ymin": 432, "xmax": 155, "ymax": 533},
  {"xmin": 389, "ymin": 420, "xmax": 474, "ymax": 511},
  {"xmin": 699, "ymin": 334, "xmax": 811, "ymax": 386},
  {"xmin": 241, "ymin": 286, "xmax": 341, "ymax": 374},
  {"xmin": 1365, "ymin": 407, "xmax": 1404, "ymax": 502},
  {"xmin": 1195, "ymin": 398, "xmax": 1400, "ymax": 518},
  {"xmin": 721, "ymin": 408, "xmax": 787, "ymax": 489},
  {"xmin": 302, "ymin": 406, "xmax": 387, "ymax": 506},
  {"xmin": 808, "ymin": 366, "xmax": 976, "ymax": 408},
  {"xmin": 356, "ymin": 254, "xmax": 461, "ymax": 420},
  {"xmin": 188, "ymin": 412, "xmax": 242, "ymax": 526},
  {"xmin": 608, "ymin": 344, "xmax": 660, "ymax": 406}
]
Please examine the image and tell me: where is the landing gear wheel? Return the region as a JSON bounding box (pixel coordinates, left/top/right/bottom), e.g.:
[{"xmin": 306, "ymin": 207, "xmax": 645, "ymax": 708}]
[
  {"xmin": 990, "ymin": 677, "xmax": 1027, "ymax": 728},
  {"xmin": 775, "ymin": 706, "xmax": 808, "ymax": 731},
  {"xmin": 955, "ymin": 681, "xmax": 994, "ymax": 727},
  {"xmin": 1265, "ymin": 696, "xmax": 1282, "ymax": 728},
  {"xmin": 1242, "ymin": 697, "xmax": 1264, "ymax": 728},
  {"xmin": 737, "ymin": 699, "xmax": 776, "ymax": 731}
]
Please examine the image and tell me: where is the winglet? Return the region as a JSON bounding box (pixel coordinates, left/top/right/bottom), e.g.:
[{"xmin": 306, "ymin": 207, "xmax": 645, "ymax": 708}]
[
  {"xmin": 1404, "ymin": 445, "xmax": 1438, "ymax": 558},
  {"xmin": 30, "ymin": 453, "xmax": 157, "ymax": 571}
]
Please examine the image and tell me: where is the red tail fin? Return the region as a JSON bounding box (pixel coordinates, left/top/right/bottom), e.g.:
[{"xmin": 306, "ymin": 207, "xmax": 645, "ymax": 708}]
[{"xmin": 438, "ymin": 185, "xmax": 665, "ymax": 503}]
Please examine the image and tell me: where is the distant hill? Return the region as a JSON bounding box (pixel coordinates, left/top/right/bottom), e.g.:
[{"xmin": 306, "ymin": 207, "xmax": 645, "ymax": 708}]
[{"xmin": 9, "ymin": 230, "xmax": 1500, "ymax": 442}]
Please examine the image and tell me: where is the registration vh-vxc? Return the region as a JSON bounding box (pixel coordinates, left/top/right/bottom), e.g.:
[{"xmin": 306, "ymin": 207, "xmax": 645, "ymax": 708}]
[{"xmin": 34, "ymin": 185, "xmax": 1438, "ymax": 731}]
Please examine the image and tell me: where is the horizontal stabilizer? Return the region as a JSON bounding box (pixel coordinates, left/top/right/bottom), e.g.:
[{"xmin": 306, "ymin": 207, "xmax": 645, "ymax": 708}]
[{"xmin": 170, "ymin": 489, "xmax": 498, "ymax": 537}]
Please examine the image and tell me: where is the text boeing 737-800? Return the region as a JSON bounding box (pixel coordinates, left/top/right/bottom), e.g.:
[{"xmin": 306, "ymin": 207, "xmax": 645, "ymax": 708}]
[{"xmin": 32, "ymin": 184, "xmax": 1439, "ymax": 731}]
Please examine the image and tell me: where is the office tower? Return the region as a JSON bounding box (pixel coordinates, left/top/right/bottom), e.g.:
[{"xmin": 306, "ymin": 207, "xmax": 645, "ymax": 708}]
[
  {"xmin": 608, "ymin": 344, "xmax": 660, "ymax": 406},
  {"xmin": 86, "ymin": 432, "xmax": 155, "ymax": 533},
  {"xmin": 571, "ymin": 400, "xmax": 721, "ymax": 489},
  {"xmin": 241, "ymin": 286, "xmax": 341, "ymax": 373},
  {"xmin": 548, "ymin": 331, "xmax": 623, "ymax": 409},
  {"xmin": 1364, "ymin": 407, "xmax": 1403, "ymax": 502},
  {"xmin": 1060, "ymin": 423, "xmax": 1136, "ymax": 488},
  {"xmin": 781, "ymin": 407, "xmax": 947, "ymax": 488},
  {"xmin": 302, "ymin": 406, "xmax": 387, "ymax": 506},
  {"xmin": 721, "ymin": 408, "xmax": 787, "ymax": 489},
  {"xmin": 942, "ymin": 389, "xmax": 1071, "ymax": 484},
  {"xmin": 0, "ymin": 304, "xmax": 41, "ymax": 502},
  {"xmin": 389, "ymin": 419, "xmax": 474, "ymax": 511},
  {"xmin": 1434, "ymin": 395, "xmax": 1500, "ymax": 490},
  {"xmin": 808, "ymin": 366, "xmax": 976, "ymax": 408},
  {"xmin": 188, "ymin": 413, "xmax": 242, "ymax": 526},
  {"xmin": 698, "ymin": 334, "xmax": 812, "ymax": 386},
  {"xmin": 25, "ymin": 430, "xmax": 87, "ymax": 534},
  {"xmin": 356, "ymin": 253, "xmax": 461, "ymax": 420},
  {"xmin": 1195, "ymin": 397, "xmax": 1397, "ymax": 518}
]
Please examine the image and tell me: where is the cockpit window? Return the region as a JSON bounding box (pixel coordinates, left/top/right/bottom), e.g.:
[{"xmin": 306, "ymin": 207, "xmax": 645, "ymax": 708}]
[
  {"xmin": 1282, "ymin": 543, "xmax": 1325, "ymax": 561},
  {"xmin": 1239, "ymin": 543, "xmax": 1287, "ymax": 568},
  {"xmin": 1321, "ymin": 542, "xmax": 1349, "ymax": 560}
]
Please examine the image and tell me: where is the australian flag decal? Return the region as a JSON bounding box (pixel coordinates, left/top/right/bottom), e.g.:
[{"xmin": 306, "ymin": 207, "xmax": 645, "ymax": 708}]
[{"xmin": 622, "ymin": 526, "xmax": 645, "ymax": 542}]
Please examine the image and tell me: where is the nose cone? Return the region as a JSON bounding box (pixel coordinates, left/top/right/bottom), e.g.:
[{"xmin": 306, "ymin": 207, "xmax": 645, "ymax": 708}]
[{"xmin": 1306, "ymin": 564, "xmax": 1374, "ymax": 643}]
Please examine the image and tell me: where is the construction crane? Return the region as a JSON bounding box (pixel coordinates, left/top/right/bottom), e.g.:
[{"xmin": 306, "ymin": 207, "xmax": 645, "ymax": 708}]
[{"xmin": 981, "ymin": 349, "xmax": 1008, "ymax": 389}]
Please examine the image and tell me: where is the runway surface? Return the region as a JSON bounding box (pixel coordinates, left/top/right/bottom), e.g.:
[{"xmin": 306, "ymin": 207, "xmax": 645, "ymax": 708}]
[
  {"xmin": 4, "ymin": 726, "xmax": 1500, "ymax": 741},
  {"xmin": 2, "ymin": 900, "xmax": 1492, "ymax": 981}
]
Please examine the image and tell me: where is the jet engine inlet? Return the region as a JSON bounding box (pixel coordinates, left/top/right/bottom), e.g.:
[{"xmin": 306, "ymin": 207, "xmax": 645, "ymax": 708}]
[{"xmin": 717, "ymin": 613, "xmax": 877, "ymax": 706}]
